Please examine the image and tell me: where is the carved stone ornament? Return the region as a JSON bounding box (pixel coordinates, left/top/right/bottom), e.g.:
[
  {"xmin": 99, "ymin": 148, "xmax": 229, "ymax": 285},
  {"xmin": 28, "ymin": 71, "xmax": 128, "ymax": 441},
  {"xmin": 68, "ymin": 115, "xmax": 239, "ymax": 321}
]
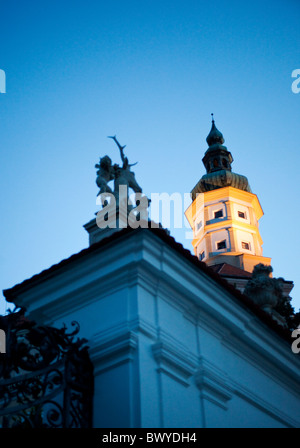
[
  {"xmin": 244, "ymin": 264, "xmax": 281, "ymax": 310},
  {"xmin": 244, "ymin": 264, "xmax": 288, "ymax": 327}
]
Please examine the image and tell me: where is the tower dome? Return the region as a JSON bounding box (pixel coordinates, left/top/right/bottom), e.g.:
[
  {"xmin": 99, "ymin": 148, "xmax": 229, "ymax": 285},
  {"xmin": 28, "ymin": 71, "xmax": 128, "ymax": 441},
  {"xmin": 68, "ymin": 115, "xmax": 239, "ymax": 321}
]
[
  {"xmin": 191, "ymin": 115, "xmax": 251, "ymax": 199},
  {"xmin": 206, "ymin": 114, "xmax": 225, "ymax": 146}
]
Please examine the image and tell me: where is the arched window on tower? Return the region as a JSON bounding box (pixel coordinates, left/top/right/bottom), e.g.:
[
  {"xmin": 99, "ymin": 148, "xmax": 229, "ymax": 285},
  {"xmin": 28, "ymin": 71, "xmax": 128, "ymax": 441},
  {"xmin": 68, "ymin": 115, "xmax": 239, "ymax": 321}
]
[{"xmin": 222, "ymin": 158, "xmax": 228, "ymax": 168}]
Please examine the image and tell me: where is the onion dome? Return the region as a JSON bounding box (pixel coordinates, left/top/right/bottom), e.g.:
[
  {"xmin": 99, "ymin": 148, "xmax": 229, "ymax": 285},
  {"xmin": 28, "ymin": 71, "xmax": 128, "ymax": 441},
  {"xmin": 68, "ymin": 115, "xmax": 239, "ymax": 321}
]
[
  {"xmin": 191, "ymin": 170, "xmax": 251, "ymax": 200},
  {"xmin": 206, "ymin": 114, "xmax": 225, "ymax": 146},
  {"xmin": 191, "ymin": 115, "xmax": 251, "ymax": 199},
  {"xmin": 202, "ymin": 114, "xmax": 233, "ymax": 175}
]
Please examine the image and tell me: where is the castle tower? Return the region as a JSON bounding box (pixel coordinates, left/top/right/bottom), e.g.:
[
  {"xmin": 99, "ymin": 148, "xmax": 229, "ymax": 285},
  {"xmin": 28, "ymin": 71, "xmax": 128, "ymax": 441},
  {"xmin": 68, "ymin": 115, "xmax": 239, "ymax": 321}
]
[{"xmin": 185, "ymin": 115, "xmax": 271, "ymax": 274}]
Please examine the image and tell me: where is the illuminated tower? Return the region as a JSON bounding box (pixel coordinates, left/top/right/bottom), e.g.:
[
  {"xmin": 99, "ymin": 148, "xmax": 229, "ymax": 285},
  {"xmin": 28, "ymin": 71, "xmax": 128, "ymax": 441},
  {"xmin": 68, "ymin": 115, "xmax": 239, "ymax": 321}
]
[{"xmin": 185, "ymin": 115, "xmax": 271, "ymax": 274}]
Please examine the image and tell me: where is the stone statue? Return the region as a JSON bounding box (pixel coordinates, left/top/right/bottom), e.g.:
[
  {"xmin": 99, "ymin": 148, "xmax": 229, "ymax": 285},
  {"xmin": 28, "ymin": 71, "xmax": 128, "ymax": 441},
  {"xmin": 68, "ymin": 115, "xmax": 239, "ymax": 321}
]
[
  {"xmin": 244, "ymin": 263, "xmax": 287, "ymax": 327},
  {"xmin": 108, "ymin": 135, "xmax": 138, "ymax": 171},
  {"xmin": 96, "ymin": 136, "xmax": 142, "ymax": 201},
  {"xmin": 94, "ymin": 136, "xmax": 149, "ymax": 235},
  {"xmin": 113, "ymin": 164, "xmax": 142, "ymax": 195},
  {"xmin": 95, "ymin": 155, "xmax": 115, "ymax": 195}
]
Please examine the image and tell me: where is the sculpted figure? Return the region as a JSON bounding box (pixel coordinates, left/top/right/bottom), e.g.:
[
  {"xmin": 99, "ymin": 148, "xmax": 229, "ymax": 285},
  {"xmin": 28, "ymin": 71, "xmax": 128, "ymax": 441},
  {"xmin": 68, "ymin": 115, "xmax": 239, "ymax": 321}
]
[
  {"xmin": 95, "ymin": 136, "xmax": 150, "ymax": 230},
  {"xmin": 113, "ymin": 164, "xmax": 142, "ymax": 195},
  {"xmin": 95, "ymin": 155, "xmax": 115, "ymax": 195},
  {"xmin": 244, "ymin": 264, "xmax": 282, "ymax": 310},
  {"xmin": 107, "ymin": 136, "xmax": 142, "ymax": 195},
  {"xmin": 95, "ymin": 136, "xmax": 144, "ymax": 211}
]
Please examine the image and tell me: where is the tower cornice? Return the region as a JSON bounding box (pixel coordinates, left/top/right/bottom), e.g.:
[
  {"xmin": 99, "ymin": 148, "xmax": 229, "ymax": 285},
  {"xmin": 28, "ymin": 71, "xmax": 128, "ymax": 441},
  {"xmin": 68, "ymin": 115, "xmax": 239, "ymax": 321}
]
[{"xmin": 186, "ymin": 186, "xmax": 264, "ymax": 224}]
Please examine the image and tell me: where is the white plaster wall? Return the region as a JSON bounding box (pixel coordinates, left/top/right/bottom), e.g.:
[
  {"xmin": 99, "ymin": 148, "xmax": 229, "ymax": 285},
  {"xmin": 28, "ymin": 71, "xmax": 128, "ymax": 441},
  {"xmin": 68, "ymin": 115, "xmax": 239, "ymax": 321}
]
[
  {"xmin": 196, "ymin": 239, "xmax": 206, "ymax": 260},
  {"xmin": 8, "ymin": 229, "xmax": 300, "ymax": 428},
  {"xmin": 235, "ymin": 229, "xmax": 255, "ymax": 254},
  {"xmin": 194, "ymin": 206, "xmax": 204, "ymax": 237},
  {"xmin": 207, "ymin": 202, "xmax": 227, "ymax": 221},
  {"xmin": 232, "ymin": 203, "xmax": 250, "ymax": 224},
  {"xmin": 210, "ymin": 229, "xmax": 230, "ymax": 253}
]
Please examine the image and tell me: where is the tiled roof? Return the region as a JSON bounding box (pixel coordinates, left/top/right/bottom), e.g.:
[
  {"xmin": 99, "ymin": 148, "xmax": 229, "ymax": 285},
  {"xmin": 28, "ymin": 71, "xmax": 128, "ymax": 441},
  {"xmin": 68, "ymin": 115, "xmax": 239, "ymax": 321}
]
[{"xmin": 209, "ymin": 263, "xmax": 252, "ymax": 278}]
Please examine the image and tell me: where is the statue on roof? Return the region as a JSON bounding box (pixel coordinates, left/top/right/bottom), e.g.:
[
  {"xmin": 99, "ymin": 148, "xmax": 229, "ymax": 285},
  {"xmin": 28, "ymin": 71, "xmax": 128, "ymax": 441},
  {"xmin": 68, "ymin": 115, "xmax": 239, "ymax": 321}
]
[
  {"xmin": 244, "ymin": 263, "xmax": 289, "ymax": 328},
  {"xmin": 108, "ymin": 135, "xmax": 138, "ymax": 170},
  {"xmin": 95, "ymin": 155, "xmax": 115, "ymax": 195},
  {"xmin": 95, "ymin": 136, "xmax": 142, "ymax": 199}
]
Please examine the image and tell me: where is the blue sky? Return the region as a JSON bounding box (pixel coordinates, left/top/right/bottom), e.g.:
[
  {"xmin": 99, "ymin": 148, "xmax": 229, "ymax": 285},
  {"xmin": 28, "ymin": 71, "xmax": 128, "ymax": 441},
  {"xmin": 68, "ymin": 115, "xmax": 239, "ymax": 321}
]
[{"xmin": 0, "ymin": 0, "xmax": 299, "ymax": 315}]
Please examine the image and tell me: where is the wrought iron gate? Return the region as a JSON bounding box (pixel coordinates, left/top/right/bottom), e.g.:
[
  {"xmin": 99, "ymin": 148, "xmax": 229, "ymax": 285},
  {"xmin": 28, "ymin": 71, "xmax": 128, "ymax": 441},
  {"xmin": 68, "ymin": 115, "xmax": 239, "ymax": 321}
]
[{"xmin": 0, "ymin": 308, "xmax": 93, "ymax": 428}]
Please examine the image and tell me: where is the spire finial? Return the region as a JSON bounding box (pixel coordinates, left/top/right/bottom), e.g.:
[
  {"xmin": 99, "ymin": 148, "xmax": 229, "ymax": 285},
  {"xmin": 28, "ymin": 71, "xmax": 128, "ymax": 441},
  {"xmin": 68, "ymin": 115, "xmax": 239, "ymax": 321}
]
[{"xmin": 206, "ymin": 114, "xmax": 225, "ymax": 146}]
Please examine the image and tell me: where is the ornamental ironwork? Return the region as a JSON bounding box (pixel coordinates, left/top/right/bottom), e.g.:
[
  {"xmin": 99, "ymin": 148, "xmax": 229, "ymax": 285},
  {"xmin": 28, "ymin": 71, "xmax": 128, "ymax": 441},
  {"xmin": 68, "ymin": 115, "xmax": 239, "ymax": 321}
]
[{"xmin": 0, "ymin": 308, "xmax": 93, "ymax": 428}]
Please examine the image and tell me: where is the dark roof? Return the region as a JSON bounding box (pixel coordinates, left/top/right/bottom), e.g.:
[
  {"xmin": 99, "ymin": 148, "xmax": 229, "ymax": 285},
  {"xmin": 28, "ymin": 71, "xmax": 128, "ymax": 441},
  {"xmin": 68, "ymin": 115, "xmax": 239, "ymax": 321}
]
[
  {"xmin": 209, "ymin": 263, "xmax": 252, "ymax": 278},
  {"xmin": 2, "ymin": 225, "xmax": 292, "ymax": 343}
]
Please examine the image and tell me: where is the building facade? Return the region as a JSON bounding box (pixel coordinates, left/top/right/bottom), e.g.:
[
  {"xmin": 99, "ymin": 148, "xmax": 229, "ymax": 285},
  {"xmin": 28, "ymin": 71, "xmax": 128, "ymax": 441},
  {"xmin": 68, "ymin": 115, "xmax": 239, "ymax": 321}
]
[{"xmin": 3, "ymin": 123, "xmax": 300, "ymax": 428}]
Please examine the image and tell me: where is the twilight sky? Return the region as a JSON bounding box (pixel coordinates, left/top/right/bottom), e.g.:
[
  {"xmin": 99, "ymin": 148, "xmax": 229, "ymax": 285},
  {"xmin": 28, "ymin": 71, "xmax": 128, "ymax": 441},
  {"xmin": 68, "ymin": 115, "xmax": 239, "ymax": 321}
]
[{"xmin": 0, "ymin": 0, "xmax": 299, "ymax": 315}]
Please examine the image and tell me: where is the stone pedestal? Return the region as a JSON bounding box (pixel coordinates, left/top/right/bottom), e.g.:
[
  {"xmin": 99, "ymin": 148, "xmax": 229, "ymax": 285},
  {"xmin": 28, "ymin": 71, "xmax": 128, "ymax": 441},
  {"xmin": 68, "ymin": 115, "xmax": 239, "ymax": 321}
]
[{"xmin": 84, "ymin": 197, "xmax": 149, "ymax": 246}]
